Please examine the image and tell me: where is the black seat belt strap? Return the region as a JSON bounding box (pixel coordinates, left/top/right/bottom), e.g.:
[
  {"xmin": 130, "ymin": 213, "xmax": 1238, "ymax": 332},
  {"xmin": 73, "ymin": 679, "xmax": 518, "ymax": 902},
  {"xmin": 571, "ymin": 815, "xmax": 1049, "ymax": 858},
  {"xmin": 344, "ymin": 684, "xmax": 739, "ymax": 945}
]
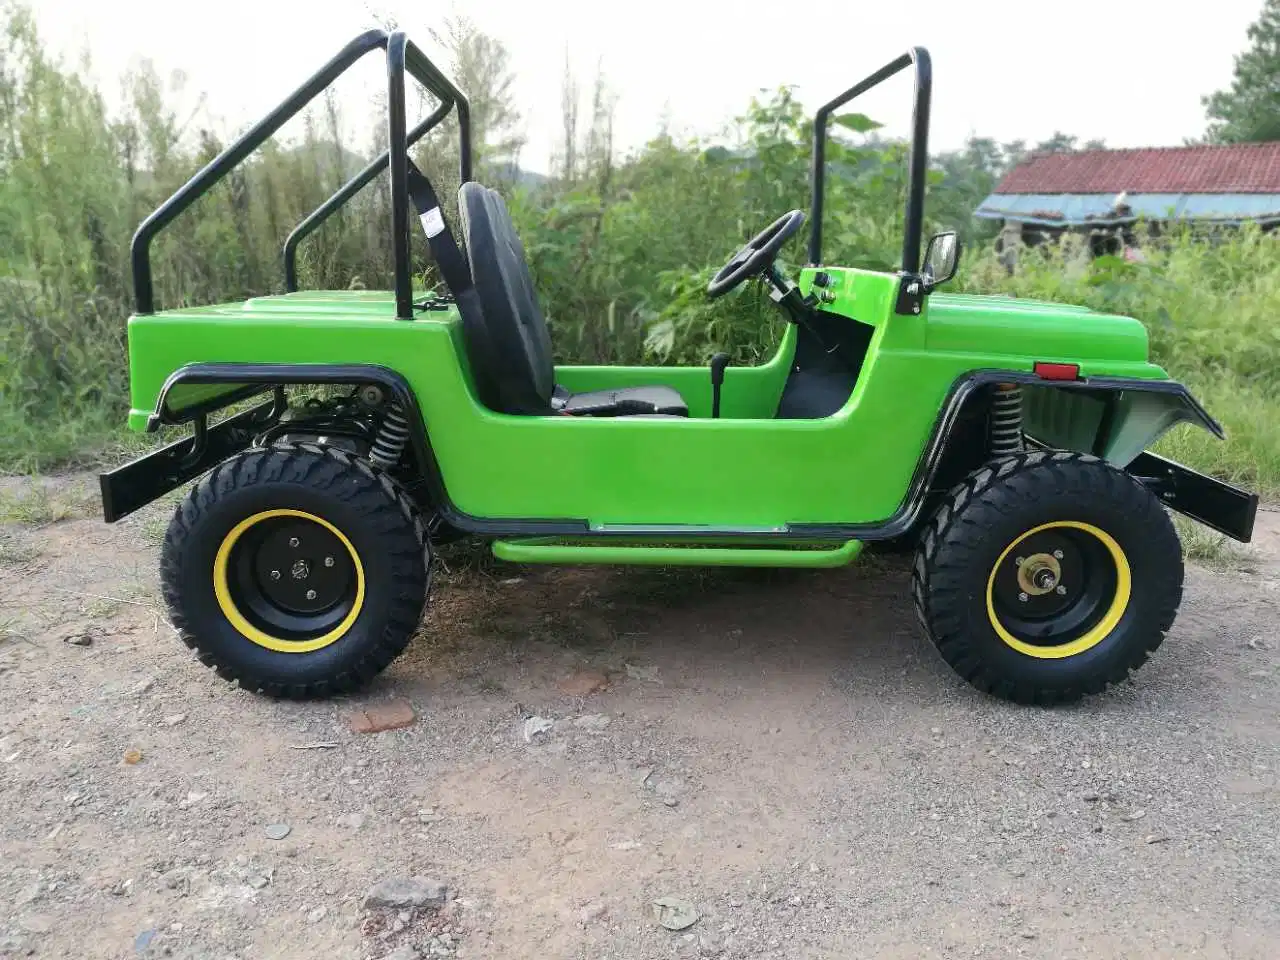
[{"xmin": 405, "ymin": 160, "xmax": 473, "ymax": 297}]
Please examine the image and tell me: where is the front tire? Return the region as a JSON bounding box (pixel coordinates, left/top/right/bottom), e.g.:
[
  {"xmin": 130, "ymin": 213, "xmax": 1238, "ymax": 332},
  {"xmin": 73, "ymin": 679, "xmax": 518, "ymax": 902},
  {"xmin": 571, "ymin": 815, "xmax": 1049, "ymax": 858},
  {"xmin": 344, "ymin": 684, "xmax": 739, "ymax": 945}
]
[
  {"xmin": 912, "ymin": 452, "xmax": 1183, "ymax": 705},
  {"xmin": 160, "ymin": 444, "xmax": 430, "ymax": 699}
]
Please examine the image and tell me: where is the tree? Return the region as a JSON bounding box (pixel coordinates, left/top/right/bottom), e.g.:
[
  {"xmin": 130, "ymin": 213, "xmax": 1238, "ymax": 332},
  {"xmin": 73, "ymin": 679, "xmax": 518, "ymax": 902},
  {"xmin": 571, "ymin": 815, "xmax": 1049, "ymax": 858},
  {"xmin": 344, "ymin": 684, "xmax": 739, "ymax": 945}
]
[
  {"xmin": 429, "ymin": 16, "xmax": 525, "ymax": 176},
  {"xmin": 1204, "ymin": 0, "xmax": 1280, "ymax": 142}
]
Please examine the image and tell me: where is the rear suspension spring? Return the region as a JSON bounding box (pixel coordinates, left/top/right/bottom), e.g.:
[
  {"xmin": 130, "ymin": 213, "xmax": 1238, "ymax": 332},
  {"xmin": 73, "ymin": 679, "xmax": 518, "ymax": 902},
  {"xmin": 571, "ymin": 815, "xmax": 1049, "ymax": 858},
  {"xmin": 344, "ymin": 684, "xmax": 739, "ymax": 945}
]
[
  {"xmin": 369, "ymin": 402, "xmax": 411, "ymax": 470},
  {"xmin": 990, "ymin": 384, "xmax": 1024, "ymax": 457}
]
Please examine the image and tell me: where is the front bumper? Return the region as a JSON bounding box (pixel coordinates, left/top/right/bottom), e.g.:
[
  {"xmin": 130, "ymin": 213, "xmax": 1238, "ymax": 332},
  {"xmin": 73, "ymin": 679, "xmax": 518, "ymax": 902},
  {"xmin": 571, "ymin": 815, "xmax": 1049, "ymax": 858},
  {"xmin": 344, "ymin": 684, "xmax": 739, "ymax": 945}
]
[{"xmin": 1127, "ymin": 450, "xmax": 1258, "ymax": 543}]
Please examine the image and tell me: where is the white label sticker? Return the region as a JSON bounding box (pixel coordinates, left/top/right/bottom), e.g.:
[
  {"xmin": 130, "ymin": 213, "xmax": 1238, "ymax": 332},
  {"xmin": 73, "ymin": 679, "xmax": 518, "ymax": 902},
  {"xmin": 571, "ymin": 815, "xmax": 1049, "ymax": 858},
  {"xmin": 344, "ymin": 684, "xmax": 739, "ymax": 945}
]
[{"xmin": 419, "ymin": 207, "xmax": 445, "ymax": 238}]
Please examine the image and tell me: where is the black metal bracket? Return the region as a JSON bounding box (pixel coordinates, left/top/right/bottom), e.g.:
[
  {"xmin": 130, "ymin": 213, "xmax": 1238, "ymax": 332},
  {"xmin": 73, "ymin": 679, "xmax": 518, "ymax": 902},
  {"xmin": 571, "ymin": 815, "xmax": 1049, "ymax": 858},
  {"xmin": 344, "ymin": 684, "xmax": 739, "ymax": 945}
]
[
  {"xmin": 893, "ymin": 274, "xmax": 925, "ymax": 316},
  {"xmin": 1127, "ymin": 450, "xmax": 1258, "ymax": 543},
  {"xmin": 100, "ymin": 400, "xmax": 279, "ymax": 523},
  {"xmin": 808, "ymin": 48, "xmax": 932, "ymax": 271},
  {"xmin": 130, "ymin": 30, "xmax": 472, "ymax": 318}
]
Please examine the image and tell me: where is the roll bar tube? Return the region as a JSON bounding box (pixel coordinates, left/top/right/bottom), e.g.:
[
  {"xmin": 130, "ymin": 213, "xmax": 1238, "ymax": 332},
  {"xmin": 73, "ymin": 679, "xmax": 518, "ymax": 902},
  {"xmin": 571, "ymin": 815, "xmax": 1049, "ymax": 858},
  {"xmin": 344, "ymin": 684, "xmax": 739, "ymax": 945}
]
[
  {"xmin": 130, "ymin": 28, "xmax": 473, "ymax": 317},
  {"xmin": 808, "ymin": 47, "xmax": 932, "ymax": 273}
]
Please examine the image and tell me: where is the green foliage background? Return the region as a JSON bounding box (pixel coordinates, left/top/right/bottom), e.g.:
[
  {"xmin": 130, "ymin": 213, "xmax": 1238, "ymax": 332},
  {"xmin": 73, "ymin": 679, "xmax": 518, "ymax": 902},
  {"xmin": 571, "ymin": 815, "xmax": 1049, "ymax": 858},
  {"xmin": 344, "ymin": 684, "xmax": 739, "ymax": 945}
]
[{"xmin": 2, "ymin": 3, "xmax": 1279, "ymax": 495}]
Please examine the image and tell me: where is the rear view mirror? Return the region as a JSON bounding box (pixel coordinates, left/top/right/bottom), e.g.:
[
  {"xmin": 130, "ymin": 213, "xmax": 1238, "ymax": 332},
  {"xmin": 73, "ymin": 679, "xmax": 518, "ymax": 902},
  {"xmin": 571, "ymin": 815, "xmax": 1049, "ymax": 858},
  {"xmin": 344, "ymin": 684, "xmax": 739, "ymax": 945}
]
[{"xmin": 923, "ymin": 231, "xmax": 960, "ymax": 290}]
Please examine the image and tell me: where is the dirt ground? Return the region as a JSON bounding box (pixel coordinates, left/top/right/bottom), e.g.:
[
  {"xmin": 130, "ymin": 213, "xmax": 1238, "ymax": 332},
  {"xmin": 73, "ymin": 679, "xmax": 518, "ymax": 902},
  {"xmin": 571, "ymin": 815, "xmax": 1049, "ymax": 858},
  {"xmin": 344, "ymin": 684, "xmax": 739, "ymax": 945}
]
[{"xmin": 1, "ymin": 475, "xmax": 1278, "ymax": 960}]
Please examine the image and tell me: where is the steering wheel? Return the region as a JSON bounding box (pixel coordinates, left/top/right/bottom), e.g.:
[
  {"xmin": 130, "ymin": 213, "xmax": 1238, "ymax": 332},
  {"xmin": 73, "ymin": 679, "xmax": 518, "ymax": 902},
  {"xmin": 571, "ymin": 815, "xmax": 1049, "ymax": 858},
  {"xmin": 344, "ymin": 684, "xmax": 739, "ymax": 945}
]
[{"xmin": 706, "ymin": 209, "xmax": 806, "ymax": 299}]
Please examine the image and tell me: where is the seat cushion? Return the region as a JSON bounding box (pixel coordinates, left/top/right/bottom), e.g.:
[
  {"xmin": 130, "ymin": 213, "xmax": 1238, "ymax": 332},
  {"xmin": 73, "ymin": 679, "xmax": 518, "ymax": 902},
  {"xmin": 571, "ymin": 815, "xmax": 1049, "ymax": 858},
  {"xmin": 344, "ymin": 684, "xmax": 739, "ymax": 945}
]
[{"xmin": 557, "ymin": 385, "xmax": 689, "ymax": 417}]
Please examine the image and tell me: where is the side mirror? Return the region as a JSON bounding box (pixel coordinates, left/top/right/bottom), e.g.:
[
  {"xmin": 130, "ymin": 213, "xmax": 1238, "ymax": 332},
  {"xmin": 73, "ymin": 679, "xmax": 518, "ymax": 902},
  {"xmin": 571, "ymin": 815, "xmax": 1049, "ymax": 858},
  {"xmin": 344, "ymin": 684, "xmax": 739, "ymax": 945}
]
[{"xmin": 922, "ymin": 231, "xmax": 960, "ymax": 290}]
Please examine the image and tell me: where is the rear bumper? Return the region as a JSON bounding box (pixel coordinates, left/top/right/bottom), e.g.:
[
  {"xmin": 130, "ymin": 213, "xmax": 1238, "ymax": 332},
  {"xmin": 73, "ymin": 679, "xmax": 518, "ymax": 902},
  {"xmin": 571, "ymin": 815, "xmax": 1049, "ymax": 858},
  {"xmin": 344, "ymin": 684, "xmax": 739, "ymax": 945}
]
[
  {"xmin": 1127, "ymin": 450, "xmax": 1258, "ymax": 543},
  {"xmin": 100, "ymin": 400, "xmax": 273, "ymax": 523}
]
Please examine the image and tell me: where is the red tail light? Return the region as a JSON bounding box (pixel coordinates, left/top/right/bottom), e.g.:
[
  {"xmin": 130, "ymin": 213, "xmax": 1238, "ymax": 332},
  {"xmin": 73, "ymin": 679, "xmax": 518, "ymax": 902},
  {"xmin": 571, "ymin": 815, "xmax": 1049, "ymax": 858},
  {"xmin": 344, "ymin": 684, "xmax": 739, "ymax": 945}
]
[{"xmin": 1033, "ymin": 362, "xmax": 1080, "ymax": 381}]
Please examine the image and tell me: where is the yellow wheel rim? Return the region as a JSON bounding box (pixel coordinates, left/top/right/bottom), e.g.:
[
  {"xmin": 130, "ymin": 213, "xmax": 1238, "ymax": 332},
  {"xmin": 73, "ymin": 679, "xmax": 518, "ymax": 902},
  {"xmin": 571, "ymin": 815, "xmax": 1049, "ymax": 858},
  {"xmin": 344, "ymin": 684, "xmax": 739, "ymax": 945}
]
[
  {"xmin": 985, "ymin": 521, "xmax": 1131, "ymax": 660},
  {"xmin": 213, "ymin": 509, "xmax": 365, "ymax": 653}
]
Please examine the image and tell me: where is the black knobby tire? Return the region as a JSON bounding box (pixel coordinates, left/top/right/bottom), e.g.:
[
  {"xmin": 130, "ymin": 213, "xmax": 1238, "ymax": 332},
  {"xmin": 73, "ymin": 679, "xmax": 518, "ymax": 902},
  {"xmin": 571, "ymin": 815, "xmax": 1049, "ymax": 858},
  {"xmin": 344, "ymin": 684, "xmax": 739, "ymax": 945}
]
[
  {"xmin": 912, "ymin": 451, "xmax": 1183, "ymax": 705},
  {"xmin": 160, "ymin": 443, "xmax": 430, "ymax": 699}
]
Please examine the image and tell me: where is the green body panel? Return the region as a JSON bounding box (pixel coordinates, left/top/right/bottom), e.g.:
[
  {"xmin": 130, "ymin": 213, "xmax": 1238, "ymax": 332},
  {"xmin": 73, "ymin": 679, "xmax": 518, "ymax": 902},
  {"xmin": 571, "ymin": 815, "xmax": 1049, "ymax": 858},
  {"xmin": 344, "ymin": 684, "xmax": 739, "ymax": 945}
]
[
  {"xmin": 492, "ymin": 538, "xmax": 863, "ymax": 567},
  {"xmin": 125, "ymin": 267, "xmax": 1173, "ymax": 530}
]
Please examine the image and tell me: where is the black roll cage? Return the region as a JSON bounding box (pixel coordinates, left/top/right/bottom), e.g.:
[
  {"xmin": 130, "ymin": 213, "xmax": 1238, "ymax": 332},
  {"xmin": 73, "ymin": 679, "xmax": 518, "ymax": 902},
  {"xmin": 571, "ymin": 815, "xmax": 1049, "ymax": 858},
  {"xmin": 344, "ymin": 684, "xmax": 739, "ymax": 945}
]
[
  {"xmin": 808, "ymin": 48, "xmax": 932, "ymax": 294},
  {"xmin": 129, "ymin": 29, "xmax": 472, "ymax": 321},
  {"xmin": 134, "ymin": 37, "xmax": 929, "ymax": 319}
]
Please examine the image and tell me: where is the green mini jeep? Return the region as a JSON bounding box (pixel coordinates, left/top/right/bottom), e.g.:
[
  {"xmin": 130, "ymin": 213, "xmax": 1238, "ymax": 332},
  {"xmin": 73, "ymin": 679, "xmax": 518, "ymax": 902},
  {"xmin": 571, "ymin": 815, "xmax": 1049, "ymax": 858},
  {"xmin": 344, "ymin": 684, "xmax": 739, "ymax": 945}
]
[{"xmin": 101, "ymin": 31, "xmax": 1258, "ymax": 705}]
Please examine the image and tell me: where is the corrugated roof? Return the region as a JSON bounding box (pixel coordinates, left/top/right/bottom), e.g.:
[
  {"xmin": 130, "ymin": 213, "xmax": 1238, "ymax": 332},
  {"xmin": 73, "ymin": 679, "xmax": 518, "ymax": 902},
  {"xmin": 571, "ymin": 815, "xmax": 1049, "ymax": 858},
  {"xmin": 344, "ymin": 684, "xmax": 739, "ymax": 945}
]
[
  {"xmin": 994, "ymin": 143, "xmax": 1280, "ymax": 195},
  {"xmin": 975, "ymin": 191, "xmax": 1280, "ymax": 227}
]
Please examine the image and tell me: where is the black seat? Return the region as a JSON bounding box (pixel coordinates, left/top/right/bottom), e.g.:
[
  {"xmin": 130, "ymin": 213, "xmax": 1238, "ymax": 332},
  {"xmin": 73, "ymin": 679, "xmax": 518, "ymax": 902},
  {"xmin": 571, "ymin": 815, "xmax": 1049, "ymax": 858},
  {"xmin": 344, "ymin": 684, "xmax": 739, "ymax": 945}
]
[{"xmin": 454, "ymin": 182, "xmax": 688, "ymax": 418}]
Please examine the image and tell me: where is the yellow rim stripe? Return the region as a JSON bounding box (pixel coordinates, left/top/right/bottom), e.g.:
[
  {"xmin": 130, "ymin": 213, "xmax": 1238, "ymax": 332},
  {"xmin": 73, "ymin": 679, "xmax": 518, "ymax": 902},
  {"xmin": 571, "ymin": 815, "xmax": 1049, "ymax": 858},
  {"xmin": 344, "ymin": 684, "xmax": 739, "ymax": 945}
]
[
  {"xmin": 213, "ymin": 509, "xmax": 365, "ymax": 654},
  {"xmin": 985, "ymin": 521, "xmax": 1131, "ymax": 660}
]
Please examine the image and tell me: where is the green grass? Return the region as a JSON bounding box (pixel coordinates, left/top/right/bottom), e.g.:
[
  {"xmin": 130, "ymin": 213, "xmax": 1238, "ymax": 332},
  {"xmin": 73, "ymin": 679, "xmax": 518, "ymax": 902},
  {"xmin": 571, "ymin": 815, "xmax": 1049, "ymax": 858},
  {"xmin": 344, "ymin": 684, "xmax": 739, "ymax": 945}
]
[
  {"xmin": 0, "ymin": 484, "xmax": 90, "ymax": 524},
  {"xmin": 1154, "ymin": 376, "xmax": 1280, "ymax": 499}
]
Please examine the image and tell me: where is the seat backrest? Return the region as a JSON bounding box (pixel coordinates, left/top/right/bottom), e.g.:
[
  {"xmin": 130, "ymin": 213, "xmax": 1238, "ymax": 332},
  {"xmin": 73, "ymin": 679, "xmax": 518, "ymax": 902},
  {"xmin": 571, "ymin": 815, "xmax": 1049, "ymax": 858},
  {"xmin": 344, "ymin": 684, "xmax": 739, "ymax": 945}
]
[{"xmin": 456, "ymin": 181, "xmax": 556, "ymax": 415}]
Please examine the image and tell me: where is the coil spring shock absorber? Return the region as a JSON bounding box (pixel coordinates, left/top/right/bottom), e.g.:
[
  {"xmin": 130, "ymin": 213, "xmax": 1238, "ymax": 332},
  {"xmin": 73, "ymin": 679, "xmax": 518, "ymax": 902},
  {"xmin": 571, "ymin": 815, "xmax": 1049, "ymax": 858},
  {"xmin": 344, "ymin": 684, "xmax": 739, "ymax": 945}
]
[
  {"xmin": 369, "ymin": 401, "xmax": 411, "ymax": 470},
  {"xmin": 990, "ymin": 383, "xmax": 1024, "ymax": 457}
]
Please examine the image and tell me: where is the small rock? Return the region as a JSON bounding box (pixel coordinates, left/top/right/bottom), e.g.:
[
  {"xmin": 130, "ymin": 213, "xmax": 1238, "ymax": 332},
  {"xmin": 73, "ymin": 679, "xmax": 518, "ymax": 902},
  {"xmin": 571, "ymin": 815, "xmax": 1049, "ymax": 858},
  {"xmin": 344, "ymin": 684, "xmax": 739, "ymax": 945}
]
[
  {"xmin": 1145, "ymin": 835, "xmax": 1171, "ymax": 845},
  {"xmin": 662, "ymin": 797, "xmax": 680, "ymax": 808},
  {"xmin": 264, "ymin": 823, "xmax": 292, "ymax": 840},
  {"xmin": 1082, "ymin": 792, "xmax": 1101, "ymax": 802},
  {"xmin": 557, "ymin": 671, "xmax": 610, "ymax": 697},
  {"xmin": 16, "ymin": 883, "xmax": 41, "ymax": 906},
  {"xmin": 653, "ymin": 896, "xmax": 700, "ymax": 931},
  {"xmin": 338, "ymin": 812, "xmax": 367, "ymax": 830},
  {"xmin": 1245, "ymin": 636, "xmax": 1272, "ymax": 651},
  {"xmin": 380, "ymin": 945, "xmax": 420, "ymax": 960},
  {"xmin": 698, "ymin": 932, "xmax": 724, "ymax": 956},
  {"xmin": 1123, "ymin": 809, "xmax": 1146, "ymax": 822},
  {"xmin": 580, "ymin": 900, "xmax": 608, "ymax": 923},
  {"xmin": 307, "ymin": 905, "xmax": 328, "ymax": 923},
  {"xmin": 611, "ymin": 840, "xmax": 642, "ymax": 851},
  {"xmin": 134, "ymin": 928, "xmax": 157, "ymax": 952},
  {"xmin": 347, "ymin": 699, "xmax": 416, "ymax": 734},
  {"xmin": 499, "ymin": 577, "xmax": 523, "ymax": 586},
  {"xmin": 523, "ymin": 716, "xmax": 554, "ymax": 742},
  {"xmin": 110, "ymin": 877, "xmax": 135, "ymax": 896},
  {"xmin": 178, "ymin": 791, "xmax": 208, "ymax": 810},
  {"xmin": 248, "ymin": 875, "xmax": 270, "ymax": 890},
  {"xmin": 655, "ymin": 777, "xmax": 684, "ymax": 802},
  {"xmin": 162, "ymin": 713, "xmax": 187, "ymax": 727},
  {"xmin": 18, "ymin": 915, "xmax": 51, "ymax": 935},
  {"xmin": 132, "ymin": 678, "xmax": 155, "ymax": 696},
  {"xmin": 63, "ymin": 631, "xmax": 94, "ymax": 647},
  {"xmin": 363, "ymin": 876, "xmax": 449, "ymax": 910},
  {"xmin": 625, "ymin": 663, "xmax": 662, "ymax": 684},
  {"xmin": 123, "ymin": 749, "xmax": 143, "ymax": 765},
  {"xmin": 571, "ymin": 714, "xmax": 612, "ymax": 732}
]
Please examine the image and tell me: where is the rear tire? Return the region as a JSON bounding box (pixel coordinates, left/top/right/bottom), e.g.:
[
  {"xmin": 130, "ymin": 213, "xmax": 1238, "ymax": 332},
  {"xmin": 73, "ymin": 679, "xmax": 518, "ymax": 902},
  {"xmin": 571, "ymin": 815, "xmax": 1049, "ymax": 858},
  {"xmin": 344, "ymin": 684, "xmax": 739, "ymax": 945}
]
[
  {"xmin": 912, "ymin": 452, "xmax": 1183, "ymax": 705},
  {"xmin": 160, "ymin": 444, "xmax": 430, "ymax": 699}
]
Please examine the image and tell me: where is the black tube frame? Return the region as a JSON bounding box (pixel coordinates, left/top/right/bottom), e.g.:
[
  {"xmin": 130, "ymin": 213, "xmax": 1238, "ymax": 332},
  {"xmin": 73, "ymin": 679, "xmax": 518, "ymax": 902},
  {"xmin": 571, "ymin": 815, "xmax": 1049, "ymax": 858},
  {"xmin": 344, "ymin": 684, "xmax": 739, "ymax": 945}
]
[
  {"xmin": 808, "ymin": 48, "xmax": 932, "ymax": 273},
  {"xmin": 130, "ymin": 29, "xmax": 472, "ymax": 318}
]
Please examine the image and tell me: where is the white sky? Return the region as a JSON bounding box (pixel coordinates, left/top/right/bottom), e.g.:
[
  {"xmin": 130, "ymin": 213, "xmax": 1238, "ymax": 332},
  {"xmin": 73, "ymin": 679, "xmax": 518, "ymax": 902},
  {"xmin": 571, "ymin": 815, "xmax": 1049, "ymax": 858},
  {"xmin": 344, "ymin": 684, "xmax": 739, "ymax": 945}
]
[{"xmin": 33, "ymin": 0, "xmax": 1262, "ymax": 172}]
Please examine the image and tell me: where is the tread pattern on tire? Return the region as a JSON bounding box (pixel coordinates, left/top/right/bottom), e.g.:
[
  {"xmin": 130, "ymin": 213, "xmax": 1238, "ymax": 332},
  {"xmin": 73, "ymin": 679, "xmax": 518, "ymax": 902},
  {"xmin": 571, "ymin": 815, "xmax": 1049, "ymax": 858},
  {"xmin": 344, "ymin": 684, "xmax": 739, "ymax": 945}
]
[
  {"xmin": 160, "ymin": 443, "xmax": 429, "ymax": 700},
  {"xmin": 911, "ymin": 450, "xmax": 1183, "ymax": 706}
]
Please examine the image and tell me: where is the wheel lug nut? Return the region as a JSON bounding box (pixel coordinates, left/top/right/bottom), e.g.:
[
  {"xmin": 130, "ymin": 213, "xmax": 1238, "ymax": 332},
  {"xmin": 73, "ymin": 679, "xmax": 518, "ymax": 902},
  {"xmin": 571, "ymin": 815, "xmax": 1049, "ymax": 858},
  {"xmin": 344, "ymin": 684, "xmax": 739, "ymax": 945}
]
[
  {"xmin": 1018, "ymin": 592, "xmax": 1029, "ymax": 602},
  {"xmin": 1056, "ymin": 585, "xmax": 1067, "ymax": 595},
  {"xmin": 1053, "ymin": 549, "xmax": 1064, "ymax": 559},
  {"xmin": 289, "ymin": 537, "xmax": 300, "ymax": 548},
  {"xmin": 324, "ymin": 556, "xmax": 335, "ymax": 568},
  {"xmin": 305, "ymin": 589, "xmax": 317, "ymax": 600},
  {"xmin": 270, "ymin": 569, "xmax": 281, "ymax": 580}
]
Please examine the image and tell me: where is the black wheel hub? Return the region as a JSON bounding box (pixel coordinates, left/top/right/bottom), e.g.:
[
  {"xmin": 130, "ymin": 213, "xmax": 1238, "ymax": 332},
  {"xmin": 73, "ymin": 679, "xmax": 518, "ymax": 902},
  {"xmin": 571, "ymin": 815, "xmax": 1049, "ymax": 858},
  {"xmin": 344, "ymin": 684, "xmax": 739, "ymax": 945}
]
[
  {"xmin": 990, "ymin": 528, "xmax": 1116, "ymax": 648},
  {"xmin": 231, "ymin": 516, "xmax": 357, "ymax": 641}
]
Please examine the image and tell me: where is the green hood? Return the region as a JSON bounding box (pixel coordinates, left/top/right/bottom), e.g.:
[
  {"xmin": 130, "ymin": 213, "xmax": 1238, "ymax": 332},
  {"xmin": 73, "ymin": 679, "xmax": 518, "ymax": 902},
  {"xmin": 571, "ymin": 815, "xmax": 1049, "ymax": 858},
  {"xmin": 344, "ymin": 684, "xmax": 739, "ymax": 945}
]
[{"xmin": 925, "ymin": 293, "xmax": 1150, "ymax": 365}]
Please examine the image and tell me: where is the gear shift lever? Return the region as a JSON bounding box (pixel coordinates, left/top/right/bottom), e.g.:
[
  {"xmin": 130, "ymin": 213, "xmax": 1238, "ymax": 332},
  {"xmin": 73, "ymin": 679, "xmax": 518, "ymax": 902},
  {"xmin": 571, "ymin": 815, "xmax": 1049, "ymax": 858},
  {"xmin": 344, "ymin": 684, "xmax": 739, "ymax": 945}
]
[{"xmin": 710, "ymin": 353, "xmax": 731, "ymax": 419}]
